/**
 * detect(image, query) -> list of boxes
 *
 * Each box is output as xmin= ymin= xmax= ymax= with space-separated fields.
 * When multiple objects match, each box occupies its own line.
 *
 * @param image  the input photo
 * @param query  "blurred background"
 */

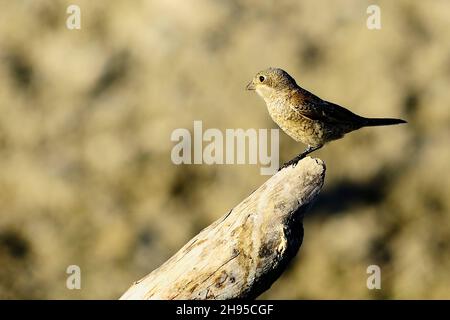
xmin=0 ymin=0 xmax=449 ymax=299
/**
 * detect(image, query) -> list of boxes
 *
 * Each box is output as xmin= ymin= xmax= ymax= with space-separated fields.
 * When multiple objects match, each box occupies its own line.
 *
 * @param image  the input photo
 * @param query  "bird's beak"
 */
xmin=246 ymin=81 xmax=255 ymax=90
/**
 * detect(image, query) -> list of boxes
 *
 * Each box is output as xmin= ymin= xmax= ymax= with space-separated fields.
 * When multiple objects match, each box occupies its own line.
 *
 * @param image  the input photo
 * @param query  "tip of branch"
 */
xmin=279 ymin=156 xmax=326 ymax=175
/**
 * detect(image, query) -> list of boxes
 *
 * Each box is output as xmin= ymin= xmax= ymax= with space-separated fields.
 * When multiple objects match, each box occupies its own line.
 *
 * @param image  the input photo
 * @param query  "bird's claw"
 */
xmin=278 ymin=154 xmax=306 ymax=171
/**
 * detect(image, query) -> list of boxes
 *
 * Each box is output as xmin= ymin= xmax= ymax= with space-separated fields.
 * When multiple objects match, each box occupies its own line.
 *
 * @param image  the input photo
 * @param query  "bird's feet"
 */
xmin=278 ymin=153 xmax=307 ymax=171
xmin=277 ymin=145 xmax=322 ymax=171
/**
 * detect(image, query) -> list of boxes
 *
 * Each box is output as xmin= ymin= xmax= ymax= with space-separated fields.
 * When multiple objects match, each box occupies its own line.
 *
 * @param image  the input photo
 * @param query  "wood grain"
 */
xmin=120 ymin=157 xmax=326 ymax=300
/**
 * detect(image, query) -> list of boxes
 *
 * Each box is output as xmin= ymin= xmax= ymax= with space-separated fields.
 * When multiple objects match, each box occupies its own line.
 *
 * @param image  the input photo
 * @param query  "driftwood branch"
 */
xmin=120 ymin=157 xmax=326 ymax=300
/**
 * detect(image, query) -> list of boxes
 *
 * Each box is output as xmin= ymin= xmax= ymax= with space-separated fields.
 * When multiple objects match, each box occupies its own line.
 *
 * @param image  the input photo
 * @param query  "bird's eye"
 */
xmin=259 ymin=76 xmax=265 ymax=82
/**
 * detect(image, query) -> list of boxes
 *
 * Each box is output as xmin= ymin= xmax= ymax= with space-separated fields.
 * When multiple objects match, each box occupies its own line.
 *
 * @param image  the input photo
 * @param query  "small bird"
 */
xmin=246 ymin=67 xmax=406 ymax=169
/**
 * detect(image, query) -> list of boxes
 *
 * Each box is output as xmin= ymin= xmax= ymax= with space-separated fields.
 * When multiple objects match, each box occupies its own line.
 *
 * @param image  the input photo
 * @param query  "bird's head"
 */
xmin=246 ymin=68 xmax=297 ymax=100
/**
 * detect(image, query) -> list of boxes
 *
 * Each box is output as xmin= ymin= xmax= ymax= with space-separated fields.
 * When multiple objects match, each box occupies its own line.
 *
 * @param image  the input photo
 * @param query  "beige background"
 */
xmin=0 ymin=0 xmax=449 ymax=299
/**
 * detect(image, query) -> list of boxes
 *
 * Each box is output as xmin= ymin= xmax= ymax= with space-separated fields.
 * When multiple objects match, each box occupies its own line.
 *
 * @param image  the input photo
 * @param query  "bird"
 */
xmin=246 ymin=67 xmax=407 ymax=169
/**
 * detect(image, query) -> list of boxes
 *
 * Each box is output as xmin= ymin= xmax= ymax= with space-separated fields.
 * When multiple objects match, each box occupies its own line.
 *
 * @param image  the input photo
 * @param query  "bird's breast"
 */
xmin=265 ymin=99 xmax=322 ymax=145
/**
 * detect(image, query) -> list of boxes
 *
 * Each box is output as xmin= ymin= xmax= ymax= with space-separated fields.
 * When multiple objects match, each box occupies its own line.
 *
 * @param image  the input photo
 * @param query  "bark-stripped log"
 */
xmin=120 ymin=157 xmax=326 ymax=300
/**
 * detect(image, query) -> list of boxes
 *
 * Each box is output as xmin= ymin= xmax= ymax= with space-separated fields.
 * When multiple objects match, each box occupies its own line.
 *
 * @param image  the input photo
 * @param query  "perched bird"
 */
xmin=246 ymin=67 xmax=406 ymax=168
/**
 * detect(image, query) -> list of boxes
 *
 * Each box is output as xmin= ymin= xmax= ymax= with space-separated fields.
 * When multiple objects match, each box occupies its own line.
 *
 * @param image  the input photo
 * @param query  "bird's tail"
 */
xmin=362 ymin=117 xmax=407 ymax=127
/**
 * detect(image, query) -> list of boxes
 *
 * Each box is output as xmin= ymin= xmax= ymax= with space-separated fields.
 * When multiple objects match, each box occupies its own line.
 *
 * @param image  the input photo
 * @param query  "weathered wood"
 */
xmin=120 ymin=157 xmax=326 ymax=300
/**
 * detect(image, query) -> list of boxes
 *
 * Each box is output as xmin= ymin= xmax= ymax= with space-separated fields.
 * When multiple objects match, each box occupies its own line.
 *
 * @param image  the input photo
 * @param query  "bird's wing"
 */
xmin=289 ymin=89 xmax=363 ymax=124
